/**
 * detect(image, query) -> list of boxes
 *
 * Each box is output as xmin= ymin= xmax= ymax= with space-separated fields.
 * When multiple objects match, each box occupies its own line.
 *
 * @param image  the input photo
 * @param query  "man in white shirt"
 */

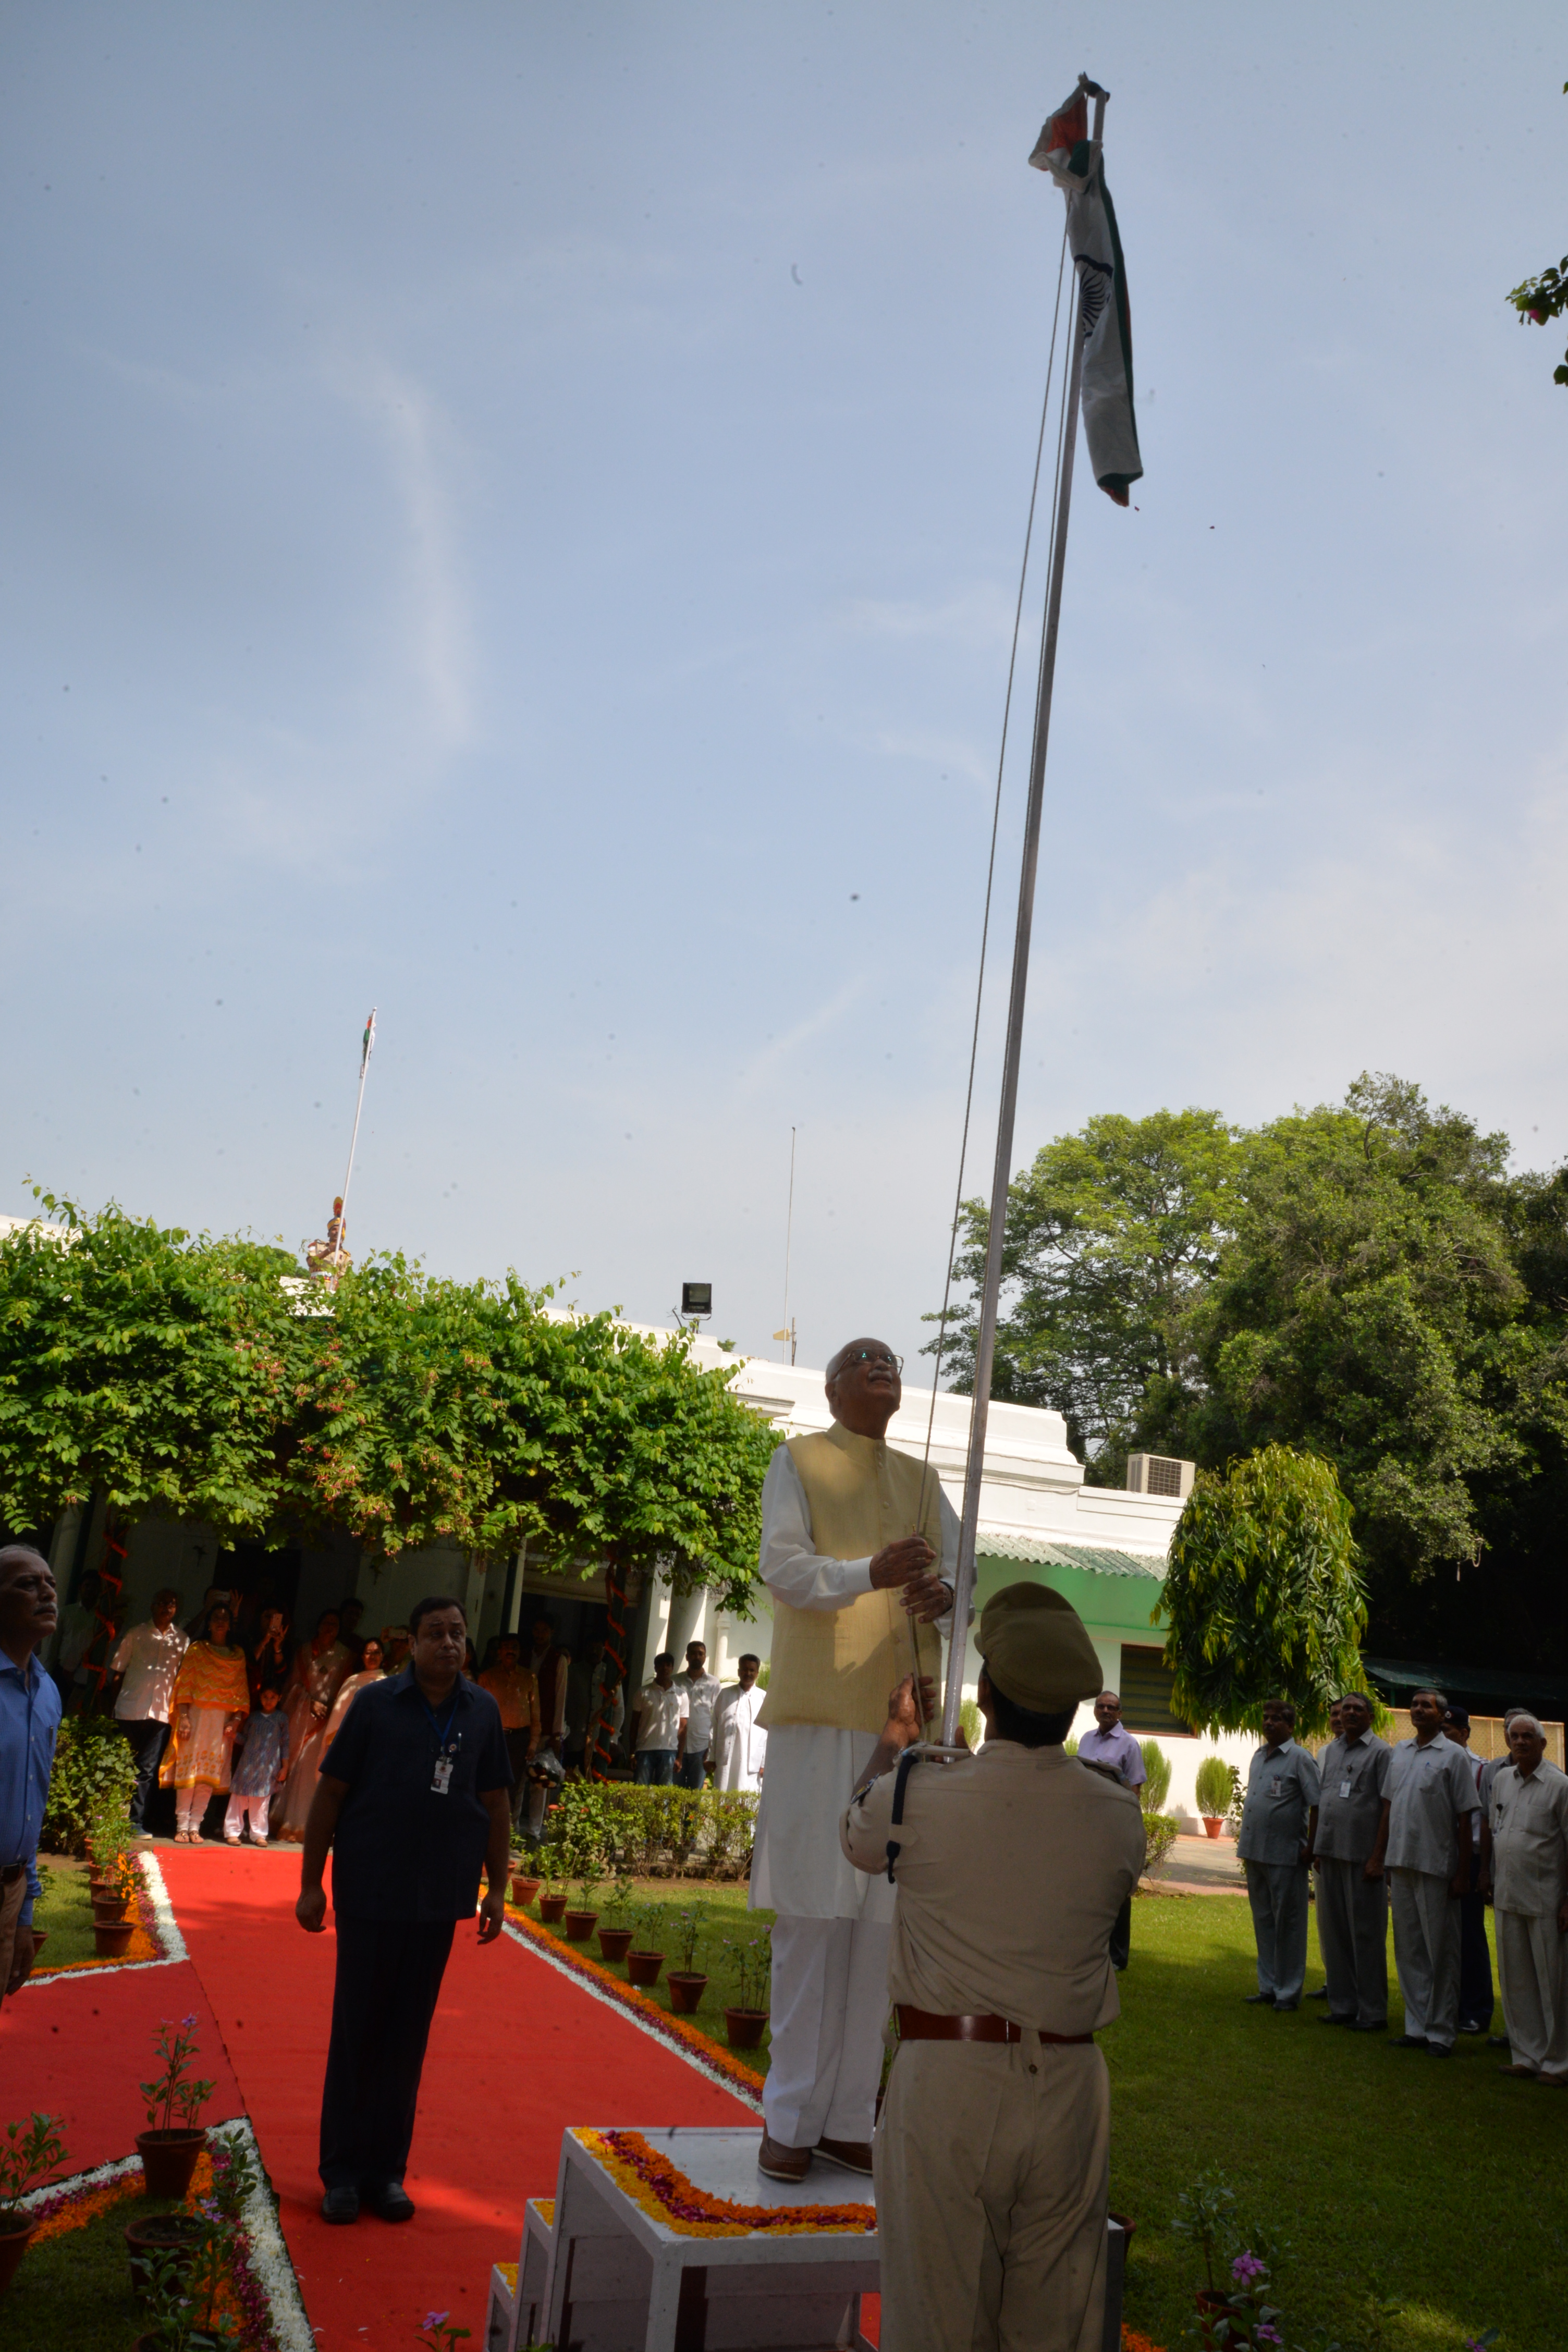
xmin=674 ymin=1639 xmax=722 ymax=1790
xmin=713 ymin=1655 xmax=767 ymax=1792
xmin=1367 ymin=1686 xmax=1478 ymax=2054
xmin=631 ymin=1652 xmax=689 ymax=1786
xmin=107 ymin=1589 xmax=188 ymax=1838
xmin=751 ymin=1337 xmax=959 ymax=2184
xmin=1486 ymin=1711 xmax=1568 ymax=2083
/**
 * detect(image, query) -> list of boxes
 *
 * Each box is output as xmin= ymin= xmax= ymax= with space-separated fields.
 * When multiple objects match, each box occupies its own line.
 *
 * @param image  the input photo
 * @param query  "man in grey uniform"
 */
xmin=1310 ymin=1690 xmax=1390 ymax=2031
xmin=1487 ymin=1711 xmax=1568 ymax=2083
xmin=1237 ymin=1698 xmax=1320 ymax=2012
xmin=841 ymin=1584 xmax=1144 ymax=2352
xmin=1367 ymin=1687 xmax=1477 ymax=2054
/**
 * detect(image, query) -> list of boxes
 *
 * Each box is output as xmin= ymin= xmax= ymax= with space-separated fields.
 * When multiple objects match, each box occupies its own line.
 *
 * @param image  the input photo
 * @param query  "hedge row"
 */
xmin=539 ymin=1783 xmax=760 ymax=1881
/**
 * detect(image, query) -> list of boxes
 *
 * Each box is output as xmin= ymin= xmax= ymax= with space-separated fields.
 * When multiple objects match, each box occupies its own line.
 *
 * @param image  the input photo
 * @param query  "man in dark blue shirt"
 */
xmin=297 ymin=1592 xmax=512 ymax=2224
xmin=1 ymin=1545 xmax=64 ymax=2006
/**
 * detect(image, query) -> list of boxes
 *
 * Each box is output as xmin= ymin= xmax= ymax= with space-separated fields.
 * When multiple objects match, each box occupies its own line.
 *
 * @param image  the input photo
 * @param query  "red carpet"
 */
xmin=4 ymin=1954 xmax=244 ymax=2174
xmin=156 ymin=1846 xmax=757 ymax=2349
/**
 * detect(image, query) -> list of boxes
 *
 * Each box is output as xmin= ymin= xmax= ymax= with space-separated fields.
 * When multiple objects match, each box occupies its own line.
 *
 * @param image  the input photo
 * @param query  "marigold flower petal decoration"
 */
xmin=578 ymin=2130 xmax=875 ymax=2238
xmin=505 ymin=1906 xmax=764 ymax=2101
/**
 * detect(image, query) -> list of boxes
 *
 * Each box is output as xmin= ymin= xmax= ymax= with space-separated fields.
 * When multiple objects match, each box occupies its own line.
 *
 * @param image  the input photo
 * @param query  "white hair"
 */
xmin=1509 ymin=1712 xmax=1546 ymax=1741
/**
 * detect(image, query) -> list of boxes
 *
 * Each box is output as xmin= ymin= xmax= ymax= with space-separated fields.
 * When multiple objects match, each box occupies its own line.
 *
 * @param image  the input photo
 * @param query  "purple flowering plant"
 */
xmin=416 ymin=2316 xmax=471 ymax=2352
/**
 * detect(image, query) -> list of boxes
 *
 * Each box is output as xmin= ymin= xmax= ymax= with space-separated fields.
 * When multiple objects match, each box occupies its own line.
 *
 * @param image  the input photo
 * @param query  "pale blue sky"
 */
xmin=4 ymin=4 xmax=1564 ymax=1378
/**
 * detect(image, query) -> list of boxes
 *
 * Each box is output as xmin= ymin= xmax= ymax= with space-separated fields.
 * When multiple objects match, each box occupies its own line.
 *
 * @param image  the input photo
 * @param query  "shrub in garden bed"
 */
xmin=545 ymin=1783 xmax=758 ymax=1880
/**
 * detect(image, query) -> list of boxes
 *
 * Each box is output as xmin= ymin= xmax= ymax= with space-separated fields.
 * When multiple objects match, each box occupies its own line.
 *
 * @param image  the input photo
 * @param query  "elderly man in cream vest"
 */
xmin=751 ymin=1337 xmax=959 ymax=2182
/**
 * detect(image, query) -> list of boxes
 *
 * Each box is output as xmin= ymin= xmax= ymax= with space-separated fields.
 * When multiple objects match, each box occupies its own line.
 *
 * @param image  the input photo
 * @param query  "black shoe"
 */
xmin=1308 ymin=1986 xmax=1330 ymax=2000
xmin=1349 ymin=2019 xmax=1387 ymax=2033
xmin=1244 ymin=1992 xmax=1276 ymax=2005
xmin=369 ymin=2180 xmax=416 ymax=2223
xmin=1389 ymin=2034 xmax=1428 ymax=2049
xmin=321 ymin=2185 xmax=360 ymax=2224
xmin=1319 ymin=2012 xmax=1354 ymax=2025
xmin=1427 ymin=2041 xmax=1455 ymax=2056
xmin=1488 ymin=2033 xmax=1512 ymax=2048
xmin=1272 ymin=2000 xmax=1300 ymax=2012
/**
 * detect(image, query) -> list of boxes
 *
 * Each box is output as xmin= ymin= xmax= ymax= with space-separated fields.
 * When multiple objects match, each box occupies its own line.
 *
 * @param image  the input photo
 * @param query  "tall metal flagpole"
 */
xmin=336 ymin=1007 xmax=377 ymax=1269
xmin=939 ymin=84 xmax=1107 ymax=1749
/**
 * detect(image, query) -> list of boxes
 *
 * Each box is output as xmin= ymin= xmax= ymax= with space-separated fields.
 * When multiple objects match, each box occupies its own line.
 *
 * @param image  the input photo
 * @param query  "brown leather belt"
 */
xmin=896 ymin=2004 xmax=1092 ymax=2046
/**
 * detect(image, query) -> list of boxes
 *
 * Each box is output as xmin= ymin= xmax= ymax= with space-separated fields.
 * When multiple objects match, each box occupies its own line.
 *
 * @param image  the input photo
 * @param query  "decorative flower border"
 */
xmin=29 ymin=1852 xmax=187 ymax=1981
xmin=577 ymin=2130 xmax=875 ymax=2239
xmin=1122 ymin=2333 xmax=1167 ymax=2352
xmin=504 ymin=1906 xmax=765 ymax=2109
xmin=15 ymin=2122 xmax=311 ymax=2352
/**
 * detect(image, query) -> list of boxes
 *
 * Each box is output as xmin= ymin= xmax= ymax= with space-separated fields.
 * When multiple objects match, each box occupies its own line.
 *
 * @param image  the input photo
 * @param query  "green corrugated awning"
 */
xmin=975 ymin=1534 xmax=1165 ymax=1580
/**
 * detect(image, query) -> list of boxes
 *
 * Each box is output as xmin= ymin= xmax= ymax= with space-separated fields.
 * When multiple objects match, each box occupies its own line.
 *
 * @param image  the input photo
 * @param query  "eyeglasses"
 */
xmin=839 ymin=1349 xmax=903 ymax=1374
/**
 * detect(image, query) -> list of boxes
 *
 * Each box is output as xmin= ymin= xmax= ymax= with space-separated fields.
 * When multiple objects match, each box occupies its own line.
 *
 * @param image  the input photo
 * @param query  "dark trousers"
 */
xmin=119 ymin=1719 xmax=169 ymax=1830
xmin=1459 ymin=1849 xmax=1494 ymax=2028
xmin=503 ymin=1730 xmax=531 ymax=1819
xmin=1110 ymin=1892 xmax=1132 ymax=1973
xmin=676 ymin=1745 xmax=708 ymax=1790
xmin=635 ymin=1750 xmax=677 ymax=1786
xmin=319 ymin=1915 xmax=456 ymax=2191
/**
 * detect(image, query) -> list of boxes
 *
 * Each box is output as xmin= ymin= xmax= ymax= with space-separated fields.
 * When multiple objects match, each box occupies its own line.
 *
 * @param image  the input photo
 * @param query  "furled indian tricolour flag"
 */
xmin=1028 ymin=90 xmax=1143 ymax=506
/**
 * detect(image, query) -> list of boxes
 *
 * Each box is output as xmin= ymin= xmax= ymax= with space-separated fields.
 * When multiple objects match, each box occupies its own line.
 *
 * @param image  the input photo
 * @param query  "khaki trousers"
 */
xmin=1389 ymin=1868 xmax=1461 ymax=2047
xmin=0 ymin=1873 xmax=27 ymax=2005
xmin=873 ymin=2037 xmax=1109 ymax=2352
xmin=1314 ymin=1857 xmax=1388 ymax=2024
xmin=1496 ymin=1907 xmax=1568 ymax=2074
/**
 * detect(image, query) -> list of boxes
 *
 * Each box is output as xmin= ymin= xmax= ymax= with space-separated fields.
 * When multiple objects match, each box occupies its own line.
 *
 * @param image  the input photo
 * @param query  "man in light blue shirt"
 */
xmin=1 ymin=1545 xmax=64 ymax=2004
xmin=1236 ymin=1697 xmax=1320 ymax=2011
xmin=1077 ymin=1691 xmax=1147 ymax=1972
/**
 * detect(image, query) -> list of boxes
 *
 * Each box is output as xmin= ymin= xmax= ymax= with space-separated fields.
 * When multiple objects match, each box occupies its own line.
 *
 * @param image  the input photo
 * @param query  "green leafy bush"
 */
xmin=1139 ymin=1740 xmax=1172 ymax=1816
xmin=41 ymin=1716 xmax=137 ymax=1854
xmin=1143 ymin=1812 xmax=1180 ymax=1878
xmin=1195 ymin=1754 xmax=1233 ymax=1818
xmin=543 ymin=1785 xmax=758 ymax=1880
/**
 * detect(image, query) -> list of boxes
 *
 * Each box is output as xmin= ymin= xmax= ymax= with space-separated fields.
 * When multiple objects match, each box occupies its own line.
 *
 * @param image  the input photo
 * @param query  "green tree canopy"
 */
xmin=1160 ymin=1444 xmax=1367 ymax=1736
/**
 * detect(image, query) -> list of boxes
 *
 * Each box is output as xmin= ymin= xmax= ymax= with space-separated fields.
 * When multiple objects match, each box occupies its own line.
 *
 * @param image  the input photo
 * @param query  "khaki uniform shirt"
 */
xmin=1236 ymin=1738 xmax=1320 ymax=1865
xmin=1383 ymin=1734 xmax=1476 ymax=1875
xmin=1312 ymin=1732 xmax=1391 ymax=1863
xmin=1489 ymin=1760 xmax=1568 ymax=1916
xmin=841 ymin=1742 xmax=1145 ymax=2035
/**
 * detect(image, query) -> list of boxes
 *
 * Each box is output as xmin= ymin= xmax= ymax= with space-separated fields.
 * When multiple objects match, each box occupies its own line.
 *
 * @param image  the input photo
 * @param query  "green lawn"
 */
xmin=1104 ymin=1894 xmax=1548 ymax=2352
xmin=0 ymin=2183 xmax=196 ymax=2352
xmin=535 ymin=1883 xmax=1550 ymax=2352
xmin=29 ymin=1860 xmax=99 ymax=1969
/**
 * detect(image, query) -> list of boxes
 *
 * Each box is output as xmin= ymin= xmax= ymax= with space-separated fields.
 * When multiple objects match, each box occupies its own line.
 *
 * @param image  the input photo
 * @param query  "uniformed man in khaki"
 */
xmin=841 ymin=1583 xmax=1144 ymax=2352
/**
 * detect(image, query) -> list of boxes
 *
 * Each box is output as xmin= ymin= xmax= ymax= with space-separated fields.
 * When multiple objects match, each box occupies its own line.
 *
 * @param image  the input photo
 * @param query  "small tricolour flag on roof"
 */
xmin=359 ymin=1007 xmax=377 ymax=1077
xmin=1029 ymin=90 xmax=1143 ymax=506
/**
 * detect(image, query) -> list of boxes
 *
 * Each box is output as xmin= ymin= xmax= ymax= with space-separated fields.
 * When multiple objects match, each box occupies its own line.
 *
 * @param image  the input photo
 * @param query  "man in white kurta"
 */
xmin=714 ymin=1657 xmax=767 ymax=1792
xmin=751 ymin=1338 xmax=959 ymax=2182
xmin=1487 ymin=1712 xmax=1568 ymax=2082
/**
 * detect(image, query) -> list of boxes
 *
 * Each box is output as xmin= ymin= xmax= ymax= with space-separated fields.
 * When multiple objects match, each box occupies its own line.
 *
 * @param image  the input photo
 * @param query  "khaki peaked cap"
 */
xmin=979 ymin=1582 xmax=1103 ymax=1712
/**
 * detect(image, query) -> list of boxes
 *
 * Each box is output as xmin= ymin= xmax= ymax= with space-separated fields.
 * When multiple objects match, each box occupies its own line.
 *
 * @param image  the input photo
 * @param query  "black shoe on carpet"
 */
xmin=1388 ymin=2034 xmax=1428 ymax=2049
xmin=321 ymin=2186 xmax=360 ymax=2224
xmin=370 ymin=2182 xmax=416 ymax=2222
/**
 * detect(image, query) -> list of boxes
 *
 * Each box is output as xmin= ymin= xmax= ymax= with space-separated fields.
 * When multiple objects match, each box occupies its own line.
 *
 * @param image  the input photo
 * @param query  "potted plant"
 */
xmin=720 ymin=1928 xmax=770 ymax=2050
xmin=537 ymin=1878 xmax=569 ymax=1925
xmin=509 ymin=1852 xmax=542 ymax=1910
xmin=137 ymin=2017 xmax=216 ymax=2199
xmin=625 ymin=1902 xmax=665 ymax=1988
xmin=666 ymin=1902 xmax=709 ymax=2015
xmin=564 ymin=1874 xmax=601 ymax=1943
xmin=0 ymin=2112 xmax=68 ymax=2294
xmin=596 ymin=1876 xmax=636 ymax=1965
xmin=125 ymin=2211 xmax=209 ymax=2299
xmin=1195 ymin=1755 xmax=1232 ymax=1840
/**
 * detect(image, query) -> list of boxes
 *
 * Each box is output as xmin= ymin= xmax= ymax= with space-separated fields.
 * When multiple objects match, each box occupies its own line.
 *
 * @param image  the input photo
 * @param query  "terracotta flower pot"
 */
xmin=136 ymin=2128 xmax=207 ymax=2200
xmin=564 ymin=1910 xmax=599 ymax=1943
xmin=28 ymin=1931 xmax=47 ymax=1958
xmin=510 ymin=1875 xmax=542 ymax=1909
xmin=92 ymin=1895 xmax=131 ymax=1924
xmin=667 ymin=1971 xmax=708 ymax=2015
xmin=1202 ymin=1816 xmax=1224 ymax=1840
xmin=537 ymin=1894 xmax=568 ymax=1923
xmin=93 ymin=1920 xmax=136 ymax=1958
xmin=626 ymin=1950 xmax=664 ymax=1988
xmin=1108 ymin=2211 xmax=1136 ymax=2249
xmin=0 ymin=2221 xmax=35 ymax=2296
xmin=724 ymin=2006 xmax=768 ymax=2050
xmin=1195 ymin=2286 xmax=1231 ymax=2347
xmin=126 ymin=2210 xmax=207 ymax=2297
xmin=596 ymin=1927 xmax=634 ymax=1963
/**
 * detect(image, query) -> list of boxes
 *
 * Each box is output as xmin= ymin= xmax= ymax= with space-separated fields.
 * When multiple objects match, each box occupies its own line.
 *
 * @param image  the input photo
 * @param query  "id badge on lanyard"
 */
xmin=433 ymin=1751 xmax=456 ymax=1794
xmin=422 ymin=1692 xmax=461 ymax=1794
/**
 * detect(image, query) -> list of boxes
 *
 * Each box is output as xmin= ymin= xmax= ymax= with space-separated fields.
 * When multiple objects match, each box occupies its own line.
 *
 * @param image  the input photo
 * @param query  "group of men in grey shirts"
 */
xmin=1236 ymin=1685 xmax=1568 ymax=2078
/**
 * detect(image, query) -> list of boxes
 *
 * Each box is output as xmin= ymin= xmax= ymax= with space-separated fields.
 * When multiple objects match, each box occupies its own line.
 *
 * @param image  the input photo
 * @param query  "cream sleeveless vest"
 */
xmin=758 ymin=1420 xmax=945 ymax=1736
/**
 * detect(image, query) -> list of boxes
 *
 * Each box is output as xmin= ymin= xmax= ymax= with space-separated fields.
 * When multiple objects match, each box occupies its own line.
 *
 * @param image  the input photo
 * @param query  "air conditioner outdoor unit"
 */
xmin=1125 ymin=1453 xmax=1195 ymax=1501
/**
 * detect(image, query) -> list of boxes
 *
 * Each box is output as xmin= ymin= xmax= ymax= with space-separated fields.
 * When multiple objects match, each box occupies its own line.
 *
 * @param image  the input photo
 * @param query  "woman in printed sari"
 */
xmin=161 ymin=1602 xmax=251 ymax=1842
xmin=318 ymin=1637 xmax=386 ymax=1769
xmin=276 ymin=1608 xmax=355 ymax=1841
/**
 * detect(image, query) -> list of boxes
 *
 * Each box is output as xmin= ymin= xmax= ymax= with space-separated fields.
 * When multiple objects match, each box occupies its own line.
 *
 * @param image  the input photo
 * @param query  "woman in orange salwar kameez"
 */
xmin=161 ymin=1603 xmax=251 ymax=1842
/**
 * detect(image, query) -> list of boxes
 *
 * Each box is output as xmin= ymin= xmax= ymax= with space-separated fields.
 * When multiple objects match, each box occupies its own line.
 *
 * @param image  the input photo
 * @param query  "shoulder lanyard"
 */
xmin=418 ymin=1689 xmax=461 ymax=1753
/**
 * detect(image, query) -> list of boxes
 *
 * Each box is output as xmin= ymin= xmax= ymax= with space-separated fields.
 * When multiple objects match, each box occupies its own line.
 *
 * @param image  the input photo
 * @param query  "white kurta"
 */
xmin=749 ymin=1446 xmax=959 ymax=1922
xmin=714 ymin=1682 xmax=767 ymax=1791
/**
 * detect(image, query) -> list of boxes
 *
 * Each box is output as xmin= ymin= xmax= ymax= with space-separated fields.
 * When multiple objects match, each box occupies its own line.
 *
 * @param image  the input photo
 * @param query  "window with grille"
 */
xmin=1118 ymin=1643 xmax=1186 ymax=1735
